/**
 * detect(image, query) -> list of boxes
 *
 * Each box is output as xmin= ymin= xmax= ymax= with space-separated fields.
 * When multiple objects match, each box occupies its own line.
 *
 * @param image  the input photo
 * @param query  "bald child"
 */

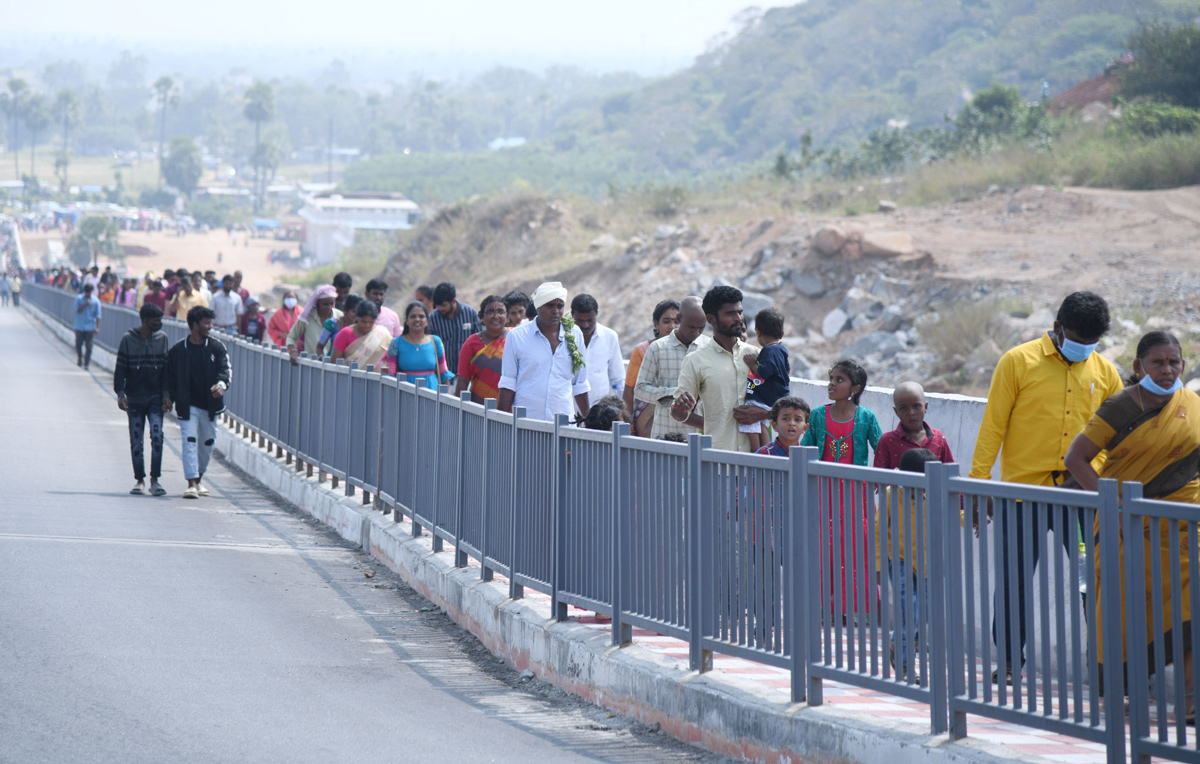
xmin=873 ymin=381 xmax=955 ymax=469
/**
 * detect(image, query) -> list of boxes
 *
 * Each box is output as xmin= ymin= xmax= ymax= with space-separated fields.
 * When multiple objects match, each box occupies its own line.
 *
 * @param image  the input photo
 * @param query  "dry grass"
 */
xmin=918 ymin=299 xmax=1019 ymax=368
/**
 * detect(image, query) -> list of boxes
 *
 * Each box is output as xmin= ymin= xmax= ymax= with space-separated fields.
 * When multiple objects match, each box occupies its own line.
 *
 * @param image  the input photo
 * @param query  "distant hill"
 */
xmin=558 ymin=0 xmax=1198 ymax=172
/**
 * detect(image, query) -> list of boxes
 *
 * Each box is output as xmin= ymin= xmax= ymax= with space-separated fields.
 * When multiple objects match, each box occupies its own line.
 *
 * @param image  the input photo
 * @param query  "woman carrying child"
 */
xmin=800 ymin=359 xmax=883 ymax=619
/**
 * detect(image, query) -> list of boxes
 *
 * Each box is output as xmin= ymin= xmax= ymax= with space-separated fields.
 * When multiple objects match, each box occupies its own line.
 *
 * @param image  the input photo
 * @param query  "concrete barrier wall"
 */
xmin=791 ymin=378 xmax=992 ymax=475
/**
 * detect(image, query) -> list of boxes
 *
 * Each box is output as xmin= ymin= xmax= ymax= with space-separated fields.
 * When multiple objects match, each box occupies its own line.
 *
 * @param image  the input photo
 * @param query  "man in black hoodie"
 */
xmin=166 ymin=306 xmax=232 ymax=500
xmin=115 ymin=303 xmax=171 ymax=496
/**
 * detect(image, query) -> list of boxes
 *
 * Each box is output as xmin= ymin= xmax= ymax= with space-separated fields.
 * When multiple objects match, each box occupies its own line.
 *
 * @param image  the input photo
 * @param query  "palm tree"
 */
xmin=152 ymin=76 xmax=180 ymax=189
xmin=242 ymin=81 xmax=275 ymax=212
xmin=2 ymin=78 xmax=30 ymax=177
xmin=51 ymin=89 xmax=81 ymax=189
xmin=23 ymin=95 xmax=50 ymax=179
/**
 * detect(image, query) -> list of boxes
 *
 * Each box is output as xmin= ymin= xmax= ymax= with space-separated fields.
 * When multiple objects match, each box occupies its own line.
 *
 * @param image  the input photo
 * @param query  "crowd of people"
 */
xmin=22 ymin=265 xmax=1200 ymax=710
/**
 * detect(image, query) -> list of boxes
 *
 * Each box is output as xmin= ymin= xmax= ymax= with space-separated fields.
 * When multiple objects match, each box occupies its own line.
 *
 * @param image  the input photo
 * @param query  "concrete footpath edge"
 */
xmin=23 ymin=303 xmax=1020 ymax=764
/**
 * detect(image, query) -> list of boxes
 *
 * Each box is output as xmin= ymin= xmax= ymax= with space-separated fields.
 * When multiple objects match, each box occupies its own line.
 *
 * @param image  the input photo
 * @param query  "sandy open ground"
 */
xmin=18 ymin=228 xmax=308 ymax=306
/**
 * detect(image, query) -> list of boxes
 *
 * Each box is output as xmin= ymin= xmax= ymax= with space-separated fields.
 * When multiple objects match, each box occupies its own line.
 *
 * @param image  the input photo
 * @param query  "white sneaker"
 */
xmin=195 ymin=484 xmax=209 ymax=497
xmin=182 ymin=487 xmax=199 ymax=499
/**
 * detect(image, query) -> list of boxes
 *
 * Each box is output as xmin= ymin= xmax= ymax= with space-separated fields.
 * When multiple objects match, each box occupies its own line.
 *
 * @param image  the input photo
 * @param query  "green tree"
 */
xmin=249 ymin=139 xmax=282 ymax=197
xmin=162 ymin=135 xmax=203 ymax=196
xmin=68 ymin=216 xmax=121 ymax=268
xmin=152 ymin=76 xmax=181 ymax=189
xmin=1121 ymin=21 xmax=1200 ymax=108
xmin=1 ymin=78 xmax=30 ymax=177
xmin=23 ymin=95 xmax=51 ymax=180
xmin=243 ymin=81 xmax=275 ymax=212
xmin=51 ymin=89 xmax=81 ymax=189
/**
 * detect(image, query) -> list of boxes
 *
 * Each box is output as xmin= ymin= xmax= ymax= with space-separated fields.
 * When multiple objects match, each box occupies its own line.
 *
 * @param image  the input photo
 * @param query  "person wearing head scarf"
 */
xmin=497 ymin=281 xmax=590 ymax=421
xmin=286 ymin=285 xmax=342 ymax=364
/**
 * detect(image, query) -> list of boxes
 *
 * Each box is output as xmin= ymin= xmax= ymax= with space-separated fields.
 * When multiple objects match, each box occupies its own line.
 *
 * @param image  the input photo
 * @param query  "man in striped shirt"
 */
xmin=428 ymin=282 xmax=482 ymax=376
xmin=634 ymin=296 xmax=710 ymax=439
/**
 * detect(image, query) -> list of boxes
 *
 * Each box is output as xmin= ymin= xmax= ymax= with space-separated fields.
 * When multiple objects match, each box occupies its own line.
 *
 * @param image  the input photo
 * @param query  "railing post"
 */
xmin=939 ymin=463 xmax=968 ymax=739
xmin=1099 ymin=478 xmax=1128 ymax=764
xmin=429 ymin=384 xmax=448 ymax=553
xmin=454 ymin=392 xmax=470 ymax=567
xmin=611 ymin=422 xmax=631 ymax=646
xmin=788 ymin=446 xmax=813 ymax=702
xmin=508 ymin=407 xmax=526 ymax=600
xmin=799 ymin=445 xmax=823 ymax=705
xmin=687 ymin=433 xmax=711 ymax=672
xmin=411 ymin=378 xmax=426 ymax=538
xmin=551 ymin=413 xmax=571 ymax=621
xmin=479 ymin=399 xmax=497 ymax=582
xmin=344 ymin=361 xmax=357 ymax=497
xmin=927 ymin=461 xmax=956 ymax=736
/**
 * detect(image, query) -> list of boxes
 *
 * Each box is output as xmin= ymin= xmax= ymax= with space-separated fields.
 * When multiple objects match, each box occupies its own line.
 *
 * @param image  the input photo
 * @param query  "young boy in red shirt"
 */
xmin=873 ymin=381 xmax=954 ymax=469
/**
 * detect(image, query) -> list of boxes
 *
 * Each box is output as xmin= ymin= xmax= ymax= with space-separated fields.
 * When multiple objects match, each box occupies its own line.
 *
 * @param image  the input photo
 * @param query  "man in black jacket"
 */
xmin=166 ymin=306 xmax=232 ymax=500
xmin=115 ymin=303 xmax=171 ymax=496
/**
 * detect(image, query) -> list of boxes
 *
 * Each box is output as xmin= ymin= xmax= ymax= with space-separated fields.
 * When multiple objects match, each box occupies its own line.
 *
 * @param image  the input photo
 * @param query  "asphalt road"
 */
xmin=0 ymin=306 xmax=733 ymax=764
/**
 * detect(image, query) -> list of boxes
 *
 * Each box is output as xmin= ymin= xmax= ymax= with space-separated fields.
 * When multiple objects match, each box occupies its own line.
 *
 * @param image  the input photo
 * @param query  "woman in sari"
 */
xmin=317 ymin=294 xmax=363 ymax=356
xmin=454 ymin=295 xmax=507 ymax=402
xmin=386 ymin=301 xmax=454 ymax=389
xmin=330 ymin=299 xmax=392 ymax=369
xmin=623 ymin=299 xmax=680 ymax=437
xmin=287 ymin=285 xmax=341 ymax=364
xmin=1066 ymin=331 xmax=1200 ymax=712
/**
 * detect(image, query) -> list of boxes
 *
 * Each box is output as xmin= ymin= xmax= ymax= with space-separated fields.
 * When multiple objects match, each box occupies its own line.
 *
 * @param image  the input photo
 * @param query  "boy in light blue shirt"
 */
xmin=73 ymin=283 xmax=102 ymax=369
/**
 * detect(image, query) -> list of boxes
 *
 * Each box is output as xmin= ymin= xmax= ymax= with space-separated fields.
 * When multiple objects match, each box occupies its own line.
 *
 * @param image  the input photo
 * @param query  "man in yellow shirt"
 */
xmin=970 ymin=291 xmax=1123 ymax=683
xmin=169 ymin=272 xmax=210 ymax=319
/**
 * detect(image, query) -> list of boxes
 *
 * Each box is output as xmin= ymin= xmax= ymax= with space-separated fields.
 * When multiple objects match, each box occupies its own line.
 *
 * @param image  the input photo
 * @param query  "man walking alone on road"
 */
xmin=74 ymin=282 xmax=101 ymax=369
xmin=115 ymin=303 xmax=171 ymax=497
xmin=166 ymin=306 xmax=232 ymax=500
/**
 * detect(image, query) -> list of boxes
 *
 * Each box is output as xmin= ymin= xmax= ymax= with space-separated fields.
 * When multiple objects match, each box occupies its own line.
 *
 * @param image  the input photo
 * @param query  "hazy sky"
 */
xmin=6 ymin=0 xmax=785 ymax=76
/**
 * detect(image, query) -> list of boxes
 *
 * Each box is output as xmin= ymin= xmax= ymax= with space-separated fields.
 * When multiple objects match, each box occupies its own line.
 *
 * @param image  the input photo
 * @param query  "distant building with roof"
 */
xmin=1050 ymin=61 xmax=1128 ymax=117
xmin=297 ymin=191 xmax=419 ymax=264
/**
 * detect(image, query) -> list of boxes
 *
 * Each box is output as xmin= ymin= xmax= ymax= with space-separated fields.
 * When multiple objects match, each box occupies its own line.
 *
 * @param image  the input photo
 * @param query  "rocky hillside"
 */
xmin=377 ymin=182 xmax=1200 ymax=396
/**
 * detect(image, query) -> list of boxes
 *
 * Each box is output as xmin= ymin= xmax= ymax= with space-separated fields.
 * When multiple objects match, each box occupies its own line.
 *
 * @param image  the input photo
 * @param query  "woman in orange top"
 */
xmin=267 ymin=291 xmax=301 ymax=347
xmin=622 ymin=300 xmax=680 ymax=437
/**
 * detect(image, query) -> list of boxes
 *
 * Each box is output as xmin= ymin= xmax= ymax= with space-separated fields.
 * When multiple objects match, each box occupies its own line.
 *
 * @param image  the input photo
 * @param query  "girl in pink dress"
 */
xmin=799 ymin=360 xmax=883 ymax=619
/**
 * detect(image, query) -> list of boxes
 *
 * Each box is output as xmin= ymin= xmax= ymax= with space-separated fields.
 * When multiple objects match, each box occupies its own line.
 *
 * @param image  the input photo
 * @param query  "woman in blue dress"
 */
xmin=385 ymin=301 xmax=454 ymax=389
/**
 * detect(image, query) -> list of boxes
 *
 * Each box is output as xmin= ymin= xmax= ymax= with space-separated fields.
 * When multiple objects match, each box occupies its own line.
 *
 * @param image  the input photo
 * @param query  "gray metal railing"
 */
xmin=36 ymin=280 xmax=1200 ymax=764
xmin=1124 ymin=485 xmax=1200 ymax=764
xmin=942 ymin=469 xmax=1125 ymax=753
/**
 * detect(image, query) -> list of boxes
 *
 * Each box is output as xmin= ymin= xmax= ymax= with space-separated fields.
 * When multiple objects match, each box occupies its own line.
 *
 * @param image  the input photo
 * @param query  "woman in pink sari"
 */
xmin=330 ymin=300 xmax=392 ymax=369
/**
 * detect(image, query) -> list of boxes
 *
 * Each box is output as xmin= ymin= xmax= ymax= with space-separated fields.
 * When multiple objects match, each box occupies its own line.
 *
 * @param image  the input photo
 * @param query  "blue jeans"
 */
xmin=127 ymin=402 xmax=164 ymax=481
xmin=888 ymin=561 xmax=923 ymax=675
xmin=179 ymin=407 xmax=216 ymax=480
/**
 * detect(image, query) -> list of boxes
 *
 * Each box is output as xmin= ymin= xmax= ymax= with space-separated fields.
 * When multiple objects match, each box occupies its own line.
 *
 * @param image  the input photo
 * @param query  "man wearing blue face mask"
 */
xmin=970 ymin=291 xmax=1124 ymax=684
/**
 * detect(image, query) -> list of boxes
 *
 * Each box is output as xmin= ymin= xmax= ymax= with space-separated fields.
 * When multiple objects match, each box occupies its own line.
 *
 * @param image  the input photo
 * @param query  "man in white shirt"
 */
xmin=498 ymin=282 xmax=590 ymax=422
xmin=570 ymin=293 xmax=624 ymax=412
xmin=82 ymin=266 xmax=102 ymax=292
xmin=210 ymin=274 xmax=244 ymax=332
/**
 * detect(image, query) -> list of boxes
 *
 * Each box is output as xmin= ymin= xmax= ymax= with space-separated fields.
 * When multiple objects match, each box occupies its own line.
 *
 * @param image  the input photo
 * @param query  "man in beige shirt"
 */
xmin=169 ymin=272 xmax=209 ymax=319
xmin=635 ymin=296 xmax=710 ymax=439
xmin=671 ymin=286 xmax=760 ymax=452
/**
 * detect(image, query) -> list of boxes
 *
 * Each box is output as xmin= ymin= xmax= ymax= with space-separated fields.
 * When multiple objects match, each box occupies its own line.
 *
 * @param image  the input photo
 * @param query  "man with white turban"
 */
xmin=498 ymin=282 xmax=590 ymax=422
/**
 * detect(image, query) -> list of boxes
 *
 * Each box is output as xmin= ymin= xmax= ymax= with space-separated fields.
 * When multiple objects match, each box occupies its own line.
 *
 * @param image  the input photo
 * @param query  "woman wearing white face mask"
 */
xmin=1067 ymin=331 xmax=1200 ymax=716
xmin=268 ymin=290 xmax=302 ymax=348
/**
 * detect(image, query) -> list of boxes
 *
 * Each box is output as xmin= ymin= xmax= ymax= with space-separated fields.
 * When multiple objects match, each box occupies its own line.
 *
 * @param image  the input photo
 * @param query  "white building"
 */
xmin=297 ymin=193 xmax=419 ymax=264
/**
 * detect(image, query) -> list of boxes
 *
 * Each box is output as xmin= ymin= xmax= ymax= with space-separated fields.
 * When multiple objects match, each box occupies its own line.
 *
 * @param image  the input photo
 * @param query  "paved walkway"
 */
xmin=0 ymin=305 xmax=735 ymax=764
